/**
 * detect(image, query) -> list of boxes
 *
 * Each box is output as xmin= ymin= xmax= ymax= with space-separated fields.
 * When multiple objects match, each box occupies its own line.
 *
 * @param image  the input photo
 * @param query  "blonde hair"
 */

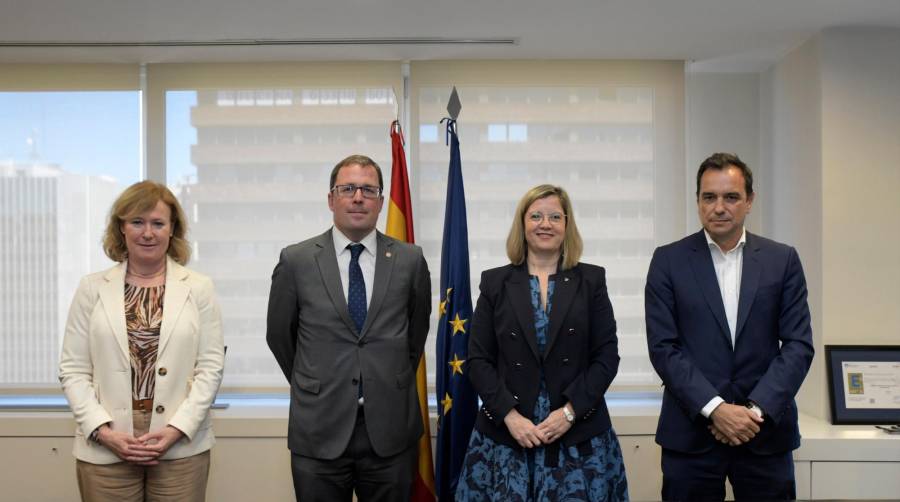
xmin=506 ymin=184 xmax=582 ymax=271
xmin=102 ymin=181 xmax=191 ymax=265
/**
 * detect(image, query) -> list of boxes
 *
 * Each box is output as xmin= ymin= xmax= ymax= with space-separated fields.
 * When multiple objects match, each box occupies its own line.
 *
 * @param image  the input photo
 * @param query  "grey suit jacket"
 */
xmin=266 ymin=229 xmax=431 ymax=459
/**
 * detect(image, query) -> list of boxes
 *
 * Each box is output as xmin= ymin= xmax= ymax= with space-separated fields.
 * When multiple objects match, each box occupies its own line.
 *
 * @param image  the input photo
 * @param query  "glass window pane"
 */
xmin=166 ymin=87 xmax=397 ymax=388
xmin=0 ymin=91 xmax=141 ymax=385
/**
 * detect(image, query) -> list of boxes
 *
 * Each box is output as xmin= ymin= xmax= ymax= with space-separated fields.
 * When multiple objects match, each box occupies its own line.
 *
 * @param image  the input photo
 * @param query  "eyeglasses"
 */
xmin=527 ymin=211 xmax=566 ymax=224
xmin=331 ymin=184 xmax=382 ymax=199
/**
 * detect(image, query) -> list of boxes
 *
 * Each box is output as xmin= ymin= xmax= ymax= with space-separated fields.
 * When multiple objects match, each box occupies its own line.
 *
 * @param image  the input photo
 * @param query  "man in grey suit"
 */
xmin=266 ymin=154 xmax=431 ymax=502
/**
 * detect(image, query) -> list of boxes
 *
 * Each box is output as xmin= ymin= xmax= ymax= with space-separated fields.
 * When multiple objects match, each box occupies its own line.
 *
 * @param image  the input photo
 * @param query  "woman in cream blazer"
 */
xmin=59 ymin=181 xmax=224 ymax=502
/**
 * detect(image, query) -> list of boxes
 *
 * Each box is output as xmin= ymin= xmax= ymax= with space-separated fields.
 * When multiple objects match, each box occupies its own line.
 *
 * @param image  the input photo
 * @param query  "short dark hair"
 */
xmin=330 ymin=154 xmax=384 ymax=191
xmin=696 ymin=152 xmax=754 ymax=198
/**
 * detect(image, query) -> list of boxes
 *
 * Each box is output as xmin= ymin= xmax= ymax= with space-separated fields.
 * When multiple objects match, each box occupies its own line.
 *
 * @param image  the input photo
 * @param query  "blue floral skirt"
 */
xmin=455 ymin=427 xmax=629 ymax=501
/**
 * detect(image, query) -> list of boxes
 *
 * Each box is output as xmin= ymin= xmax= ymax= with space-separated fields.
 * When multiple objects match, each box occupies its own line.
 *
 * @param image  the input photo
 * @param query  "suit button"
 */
xmin=157 ymin=367 xmax=167 ymax=376
xmin=562 ymin=357 xmax=570 ymax=365
xmin=358 ymin=339 xmax=366 ymax=347
xmin=352 ymin=378 xmax=359 ymax=385
xmin=568 ymin=328 xmax=575 ymax=336
xmin=514 ymin=362 xmax=523 ymax=370
xmin=155 ymin=405 xmax=165 ymax=414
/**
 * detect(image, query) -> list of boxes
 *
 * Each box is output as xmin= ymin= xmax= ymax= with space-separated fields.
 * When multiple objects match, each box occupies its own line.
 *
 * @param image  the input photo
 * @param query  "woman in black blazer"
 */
xmin=456 ymin=184 xmax=628 ymax=501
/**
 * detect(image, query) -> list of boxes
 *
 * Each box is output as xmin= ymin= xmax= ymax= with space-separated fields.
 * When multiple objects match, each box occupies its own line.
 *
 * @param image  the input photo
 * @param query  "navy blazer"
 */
xmin=645 ymin=230 xmax=814 ymax=455
xmin=467 ymin=263 xmax=620 ymax=451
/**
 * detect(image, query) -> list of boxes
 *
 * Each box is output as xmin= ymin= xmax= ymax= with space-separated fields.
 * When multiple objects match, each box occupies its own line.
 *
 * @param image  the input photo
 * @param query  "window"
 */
xmin=411 ymin=61 xmax=685 ymax=387
xmin=0 ymin=65 xmax=141 ymax=386
xmin=0 ymin=61 xmax=684 ymax=393
xmin=156 ymin=62 xmax=403 ymax=388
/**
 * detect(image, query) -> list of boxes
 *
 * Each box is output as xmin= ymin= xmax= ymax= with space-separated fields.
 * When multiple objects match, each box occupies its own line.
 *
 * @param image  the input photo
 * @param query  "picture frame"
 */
xmin=826 ymin=345 xmax=900 ymax=425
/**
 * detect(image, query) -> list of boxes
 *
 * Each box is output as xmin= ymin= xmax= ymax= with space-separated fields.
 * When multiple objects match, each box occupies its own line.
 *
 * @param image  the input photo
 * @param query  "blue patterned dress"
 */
xmin=456 ymin=276 xmax=628 ymax=501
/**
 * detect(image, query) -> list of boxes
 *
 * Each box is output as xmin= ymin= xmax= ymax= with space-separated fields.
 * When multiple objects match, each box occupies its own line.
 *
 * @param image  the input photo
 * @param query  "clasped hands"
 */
xmin=504 ymin=405 xmax=573 ymax=448
xmin=708 ymin=403 xmax=764 ymax=446
xmin=96 ymin=424 xmax=185 ymax=465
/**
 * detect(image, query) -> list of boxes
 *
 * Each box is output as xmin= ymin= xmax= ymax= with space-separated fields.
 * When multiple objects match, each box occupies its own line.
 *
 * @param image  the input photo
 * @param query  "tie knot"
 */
xmin=347 ymin=243 xmax=365 ymax=261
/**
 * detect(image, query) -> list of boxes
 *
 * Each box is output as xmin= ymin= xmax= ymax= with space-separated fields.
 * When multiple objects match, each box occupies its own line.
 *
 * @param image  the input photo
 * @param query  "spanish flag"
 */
xmin=386 ymin=120 xmax=436 ymax=502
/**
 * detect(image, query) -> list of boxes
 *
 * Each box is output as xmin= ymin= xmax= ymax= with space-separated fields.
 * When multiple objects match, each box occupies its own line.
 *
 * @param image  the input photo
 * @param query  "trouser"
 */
xmin=661 ymin=444 xmax=795 ymax=501
xmin=290 ymin=406 xmax=416 ymax=502
xmin=76 ymin=410 xmax=211 ymax=502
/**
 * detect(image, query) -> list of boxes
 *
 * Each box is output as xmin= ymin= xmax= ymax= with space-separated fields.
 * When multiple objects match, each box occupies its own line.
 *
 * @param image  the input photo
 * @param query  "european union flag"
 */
xmin=435 ymin=118 xmax=478 ymax=500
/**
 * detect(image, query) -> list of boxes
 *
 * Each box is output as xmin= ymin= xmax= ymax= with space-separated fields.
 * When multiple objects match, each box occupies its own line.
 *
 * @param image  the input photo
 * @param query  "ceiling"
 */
xmin=2 ymin=0 xmax=900 ymax=71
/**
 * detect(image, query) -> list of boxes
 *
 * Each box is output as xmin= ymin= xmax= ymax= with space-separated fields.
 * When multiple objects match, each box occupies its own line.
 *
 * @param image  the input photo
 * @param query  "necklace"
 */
xmin=127 ymin=266 xmax=166 ymax=279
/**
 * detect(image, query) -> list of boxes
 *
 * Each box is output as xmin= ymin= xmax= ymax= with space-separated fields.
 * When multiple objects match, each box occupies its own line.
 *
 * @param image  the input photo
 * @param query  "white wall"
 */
xmin=760 ymin=27 xmax=900 ymax=421
xmin=685 ymin=71 xmax=762 ymax=232
xmin=819 ymin=27 xmax=900 ymax=346
xmin=762 ymin=35 xmax=826 ymax=419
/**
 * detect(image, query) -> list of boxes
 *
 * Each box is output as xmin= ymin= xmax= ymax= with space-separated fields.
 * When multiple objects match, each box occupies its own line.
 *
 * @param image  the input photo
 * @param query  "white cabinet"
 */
xmin=618 ymin=435 xmax=663 ymax=501
xmin=810 ymin=461 xmax=900 ymax=500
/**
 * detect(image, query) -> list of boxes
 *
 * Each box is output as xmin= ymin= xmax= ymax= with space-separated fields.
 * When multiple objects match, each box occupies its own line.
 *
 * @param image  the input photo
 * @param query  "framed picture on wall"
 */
xmin=826 ymin=345 xmax=900 ymax=425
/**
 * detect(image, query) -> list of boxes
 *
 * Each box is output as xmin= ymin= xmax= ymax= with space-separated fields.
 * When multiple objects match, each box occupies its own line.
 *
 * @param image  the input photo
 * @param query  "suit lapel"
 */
xmin=98 ymin=263 xmax=129 ymax=362
xmin=505 ymin=267 xmax=540 ymax=360
xmin=158 ymin=258 xmax=190 ymax=357
xmin=361 ymin=233 xmax=394 ymax=339
xmin=545 ymin=267 xmax=579 ymax=357
xmin=687 ymin=231 xmax=732 ymax=348
xmin=735 ymin=233 xmax=761 ymax=341
xmin=314 ymin=230 xmax=358 ymax=337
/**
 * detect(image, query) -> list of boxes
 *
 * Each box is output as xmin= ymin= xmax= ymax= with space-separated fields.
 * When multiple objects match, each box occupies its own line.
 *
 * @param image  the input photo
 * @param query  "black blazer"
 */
xmin=467 ymin=262 xmax=620 ymax=451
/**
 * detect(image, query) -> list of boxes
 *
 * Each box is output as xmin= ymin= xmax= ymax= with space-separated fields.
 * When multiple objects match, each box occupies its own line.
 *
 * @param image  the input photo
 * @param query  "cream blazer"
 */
xmin=59 ymin=257 xmax=225 ymax=464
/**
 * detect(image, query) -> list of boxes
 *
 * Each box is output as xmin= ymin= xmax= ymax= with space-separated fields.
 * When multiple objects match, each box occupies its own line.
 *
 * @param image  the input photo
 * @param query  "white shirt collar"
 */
xmin=332 ymin=227 xmax=377 ymax=256
xmin=704 ymin=227 xmax=746 ymax=255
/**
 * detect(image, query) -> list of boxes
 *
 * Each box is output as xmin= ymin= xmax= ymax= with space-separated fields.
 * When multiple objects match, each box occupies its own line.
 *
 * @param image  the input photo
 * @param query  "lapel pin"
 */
xmin=564 ymin=277 xmax=569 ymax=282
xmin=385 ymin=251 xmax=392 ymax=258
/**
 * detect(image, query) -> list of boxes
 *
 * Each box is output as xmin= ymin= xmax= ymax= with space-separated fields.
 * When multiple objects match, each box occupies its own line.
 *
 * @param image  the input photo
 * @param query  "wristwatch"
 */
xmin=745 ymin=401 xmax=764 ymax=419
xmin=89 ymin=422 xmax=109 ymax=444
xmin=562 ymin=404 xmax=575 ymax=423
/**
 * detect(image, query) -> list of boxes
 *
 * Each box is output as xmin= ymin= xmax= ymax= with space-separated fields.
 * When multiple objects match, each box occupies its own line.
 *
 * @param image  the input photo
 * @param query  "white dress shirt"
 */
xmin=332 ymin=227 xmax=377 ymax=310
xmin=700 ymin=228 xmax=763 ymax=418
xmin=707 ymin=228 xmax=745 ymax=345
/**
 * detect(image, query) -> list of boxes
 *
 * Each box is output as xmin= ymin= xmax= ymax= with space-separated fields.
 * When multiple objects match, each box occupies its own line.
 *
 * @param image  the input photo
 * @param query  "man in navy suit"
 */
xmin=645 ymin=152 xmax=814 ymax=501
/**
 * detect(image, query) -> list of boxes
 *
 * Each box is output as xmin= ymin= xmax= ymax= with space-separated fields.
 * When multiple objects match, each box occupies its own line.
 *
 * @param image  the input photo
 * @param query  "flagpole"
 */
xmin=435 ymin=88 xmax=478 ymax=500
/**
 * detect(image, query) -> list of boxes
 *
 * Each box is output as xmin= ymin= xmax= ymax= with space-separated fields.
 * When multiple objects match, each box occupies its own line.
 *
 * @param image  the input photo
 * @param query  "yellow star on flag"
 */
xmin=438 ymin=287 xmax=453 ymax=318
xmin=448 ymin=353 xmax=465 ymax=376
xmin=441 ymin=392 xmax=453 ymax=415
xmin=449 ymin=313 xmax=467 ymax=335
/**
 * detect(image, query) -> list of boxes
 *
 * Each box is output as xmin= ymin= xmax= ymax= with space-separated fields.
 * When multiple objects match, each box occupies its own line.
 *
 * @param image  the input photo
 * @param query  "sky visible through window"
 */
xmin=0 ymin=92 xmax=140 ymax=180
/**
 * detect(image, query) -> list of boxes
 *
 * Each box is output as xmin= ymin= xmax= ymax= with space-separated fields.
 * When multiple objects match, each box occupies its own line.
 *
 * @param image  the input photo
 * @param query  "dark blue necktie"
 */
xmin=347 ymin=243 xmax=367 ymax=334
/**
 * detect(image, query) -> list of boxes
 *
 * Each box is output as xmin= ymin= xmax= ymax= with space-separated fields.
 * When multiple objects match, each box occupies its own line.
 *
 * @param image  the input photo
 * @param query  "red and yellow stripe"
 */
xmin=386 ymin=120 xmax=436 ymax=502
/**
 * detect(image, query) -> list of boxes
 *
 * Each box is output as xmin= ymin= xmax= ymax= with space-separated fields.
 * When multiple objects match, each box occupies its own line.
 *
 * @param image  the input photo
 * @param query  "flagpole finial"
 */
xmin=447 ymin=86 xmax=462 ymax=120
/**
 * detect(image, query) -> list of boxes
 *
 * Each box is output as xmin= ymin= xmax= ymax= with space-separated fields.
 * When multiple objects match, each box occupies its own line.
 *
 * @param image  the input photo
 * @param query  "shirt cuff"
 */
xmin=701 ymin=396 xmax=725 ymax=418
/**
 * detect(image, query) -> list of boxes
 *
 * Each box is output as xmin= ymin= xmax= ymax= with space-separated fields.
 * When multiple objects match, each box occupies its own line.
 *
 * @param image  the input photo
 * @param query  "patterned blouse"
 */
xmin=125 ymin=283 xmax=164 ymax=401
